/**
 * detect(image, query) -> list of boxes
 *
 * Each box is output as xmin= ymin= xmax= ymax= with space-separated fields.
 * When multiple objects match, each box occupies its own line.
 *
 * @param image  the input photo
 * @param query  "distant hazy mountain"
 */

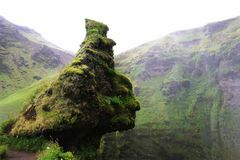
xmin=101 ymin=17 xmax=240 ymax=160
xmin=0 ymin=16 xmax=73 ymax=98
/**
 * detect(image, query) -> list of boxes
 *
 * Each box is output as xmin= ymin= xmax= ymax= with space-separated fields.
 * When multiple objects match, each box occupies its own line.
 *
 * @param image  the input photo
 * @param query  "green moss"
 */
xmin=111 ymin=114 xmax=132 ymax=126
xmin=63 ymin=65 xmax=88 ymax=76
xmin=85 ymin=19 xmax=109 ymax=36
xmin=113 ymin=72 xmax=133 ymax=90
xmin=81 ymin=34 xmax=116 ymax=53
xmin=71 ymin=56 xmax=85 ymax=66
xmin=105 ymin=96 xmax=122 ymax=106
xmin=4 ymin=19 xmax=139 ymax=160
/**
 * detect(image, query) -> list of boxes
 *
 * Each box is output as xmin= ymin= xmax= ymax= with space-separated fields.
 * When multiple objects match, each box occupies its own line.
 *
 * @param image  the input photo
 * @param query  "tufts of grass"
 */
xmin=0 ymin=135 xmax=49 ymax=152
xmin=37 ymin=143 xmax=75 ymax=160
xmin=0 ymin=145 xmax=8 ymax=159
xmin=0 ymin=75 xmax=56 ymax=123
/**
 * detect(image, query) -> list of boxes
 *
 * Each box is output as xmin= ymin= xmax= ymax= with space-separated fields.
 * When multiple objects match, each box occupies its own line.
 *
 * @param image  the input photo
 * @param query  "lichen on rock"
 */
xmin=6 ymin=19 xmax=140 ymax=158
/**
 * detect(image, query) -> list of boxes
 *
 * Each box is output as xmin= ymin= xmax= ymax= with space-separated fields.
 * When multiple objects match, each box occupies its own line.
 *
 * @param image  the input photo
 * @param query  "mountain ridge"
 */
xmin=0 ymin=16 xmax=73 ymax=98
xmin=100 ymin=16 xmax=240 ymax=160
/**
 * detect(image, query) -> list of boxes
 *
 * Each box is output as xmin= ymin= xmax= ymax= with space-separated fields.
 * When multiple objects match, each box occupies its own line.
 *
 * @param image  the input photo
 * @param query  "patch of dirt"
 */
xmin=6 ymin=150 xmax=36 ymax=160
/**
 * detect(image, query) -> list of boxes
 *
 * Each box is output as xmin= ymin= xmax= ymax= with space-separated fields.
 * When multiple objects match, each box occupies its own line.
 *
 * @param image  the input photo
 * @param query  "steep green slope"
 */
xmin=101 ymin=17 xmax=240 ymax=160
xmin=0 ymin=16 xmax=73 ymax=98
xmin=0 ymin=75 xmax=57 ymax=122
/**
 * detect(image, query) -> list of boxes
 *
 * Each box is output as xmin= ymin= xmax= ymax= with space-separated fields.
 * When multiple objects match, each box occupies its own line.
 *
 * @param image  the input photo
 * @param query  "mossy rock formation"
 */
xmin=7 ymin=19 xmax=140 ymax=157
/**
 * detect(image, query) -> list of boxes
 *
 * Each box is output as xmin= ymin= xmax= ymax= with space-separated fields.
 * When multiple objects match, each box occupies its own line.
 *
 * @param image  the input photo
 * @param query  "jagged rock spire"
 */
xmin=8 ymin=19 xmax=140 ymax=158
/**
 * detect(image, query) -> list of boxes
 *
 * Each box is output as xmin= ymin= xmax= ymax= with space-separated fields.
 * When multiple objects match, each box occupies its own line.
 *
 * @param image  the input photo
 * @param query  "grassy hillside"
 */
xmin=0 ymin=75 xmax=57 ymax=122
xmin=1 ymin=15 xmax=240 ymax=160
xmin=100 ymin=17 xmax=240 ymax=160
xmin=0 ymin=16 xmax=73 ymax=98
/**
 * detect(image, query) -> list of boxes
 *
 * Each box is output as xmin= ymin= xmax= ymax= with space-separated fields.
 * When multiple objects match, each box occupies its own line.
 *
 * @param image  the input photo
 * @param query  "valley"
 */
xmin=1 ymin=16 xmax=240 ymax=160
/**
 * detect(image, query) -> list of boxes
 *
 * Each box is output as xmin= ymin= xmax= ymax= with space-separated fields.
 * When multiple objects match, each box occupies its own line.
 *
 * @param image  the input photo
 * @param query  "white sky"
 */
xmin=0 ymin=0 xmax=240 ymax=54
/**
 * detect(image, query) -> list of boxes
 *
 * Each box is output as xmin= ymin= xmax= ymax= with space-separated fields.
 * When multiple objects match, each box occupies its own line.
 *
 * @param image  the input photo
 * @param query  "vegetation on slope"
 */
xmin=0 ymin=19 xmax=139 ymax=159
xmin=0 ymin=145 xmax=7 ymax=158
xmin=0 ymin=75 xmax=57 ymax=122
xmin=100 ymin=16 xmax=240 ymax=160
xmin=0 ymin=16 xmax=73 ymax=98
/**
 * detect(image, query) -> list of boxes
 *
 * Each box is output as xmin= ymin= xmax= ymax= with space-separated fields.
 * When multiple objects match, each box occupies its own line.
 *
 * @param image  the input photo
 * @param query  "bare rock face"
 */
xmin=8 ymin=19 xmax=140 ymax=157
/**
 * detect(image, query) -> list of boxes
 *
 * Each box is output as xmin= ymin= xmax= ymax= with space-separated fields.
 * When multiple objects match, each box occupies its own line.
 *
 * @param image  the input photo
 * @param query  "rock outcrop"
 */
xmin=8 ymin=19 xmax=140 ymax=157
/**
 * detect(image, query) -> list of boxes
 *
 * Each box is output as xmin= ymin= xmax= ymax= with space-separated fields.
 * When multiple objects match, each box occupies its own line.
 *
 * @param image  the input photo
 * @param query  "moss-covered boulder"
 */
xmin=7 ymin=19 xmax=140 ymax=157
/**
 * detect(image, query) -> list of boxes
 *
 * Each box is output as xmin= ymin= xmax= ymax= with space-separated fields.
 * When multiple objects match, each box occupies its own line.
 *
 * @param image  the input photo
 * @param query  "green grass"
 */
xmin=0 ymin=131 xmax=76 ymax=159
xmin=0 ymin=75 xmax=56 ymax=123
xmin=38 ymin=144 xmax=75 ymax=160
xmin=0 ymin=135 xmax=49 ymax=152
xmin=0 ymin=20 xmax=72 ymax=99
xmin=0 ymin=132 xmax=75 ymax=159
xmin=0 ymin=145 xmax=7 ymax=159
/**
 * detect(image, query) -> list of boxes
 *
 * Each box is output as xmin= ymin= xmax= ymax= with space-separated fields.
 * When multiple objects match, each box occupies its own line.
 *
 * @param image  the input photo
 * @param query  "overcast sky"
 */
xmin=0 ymin=0 xmax=240 ymax=54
